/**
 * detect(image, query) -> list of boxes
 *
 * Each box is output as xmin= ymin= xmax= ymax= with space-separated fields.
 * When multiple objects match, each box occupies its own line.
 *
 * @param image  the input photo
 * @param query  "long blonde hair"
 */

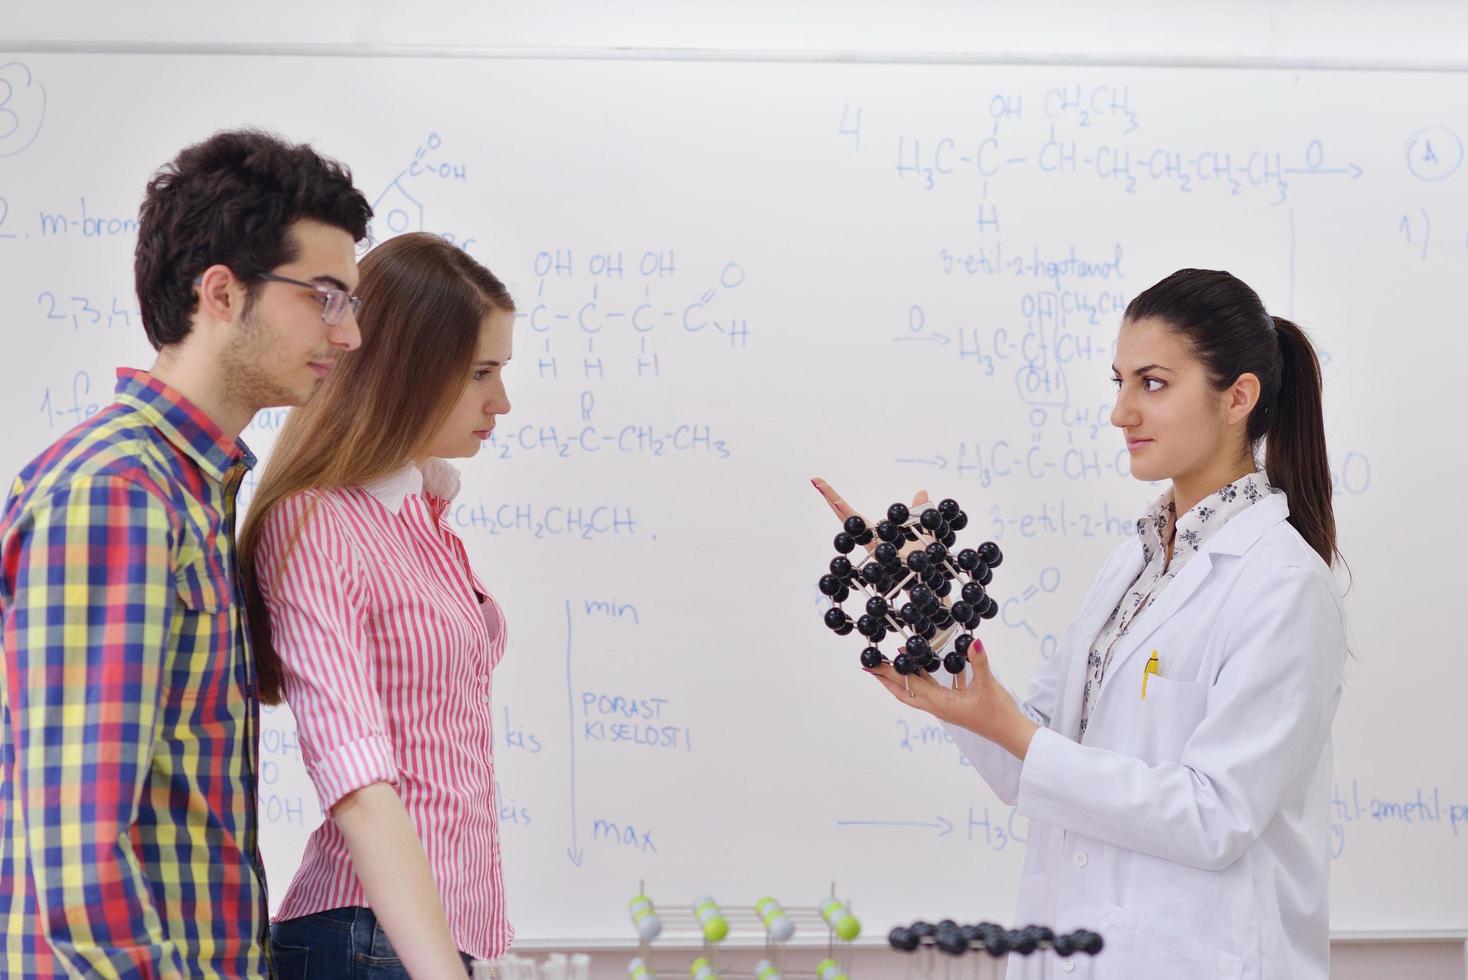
xmin=239 ymin=233 xmax=514 ymax=703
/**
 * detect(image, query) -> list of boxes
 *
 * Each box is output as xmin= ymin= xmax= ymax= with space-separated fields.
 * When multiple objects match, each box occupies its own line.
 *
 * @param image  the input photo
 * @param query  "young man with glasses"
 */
xmin=0 ymin=129 xmax=371 ymax=978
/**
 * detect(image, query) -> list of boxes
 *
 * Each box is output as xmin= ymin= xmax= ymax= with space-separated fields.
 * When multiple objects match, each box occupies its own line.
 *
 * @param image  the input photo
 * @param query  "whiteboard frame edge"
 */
xmin=5 ymin=31 xmax=1466 ymax=956
xmin=4 ymin=40 xmax=1468 ymax=72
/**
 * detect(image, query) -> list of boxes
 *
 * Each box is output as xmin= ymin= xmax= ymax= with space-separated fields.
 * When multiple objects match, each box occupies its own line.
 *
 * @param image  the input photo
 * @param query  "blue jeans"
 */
xmin=270 ymin=906 xmax=475 ymax=979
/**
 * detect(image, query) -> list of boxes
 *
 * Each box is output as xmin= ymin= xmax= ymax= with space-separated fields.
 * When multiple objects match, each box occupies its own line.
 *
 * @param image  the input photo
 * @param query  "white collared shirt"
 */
xmin=361 ymin=457 xmax=463 ymax=515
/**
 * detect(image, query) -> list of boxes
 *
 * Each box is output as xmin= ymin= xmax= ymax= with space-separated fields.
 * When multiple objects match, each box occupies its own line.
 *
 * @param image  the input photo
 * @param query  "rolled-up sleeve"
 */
xmin=255 ymin=494 xmax=398 ymax=812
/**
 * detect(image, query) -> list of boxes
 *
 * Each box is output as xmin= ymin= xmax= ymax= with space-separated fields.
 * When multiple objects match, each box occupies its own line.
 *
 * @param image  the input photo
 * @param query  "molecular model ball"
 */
xmin=821 ymin=499 xmax=1004 ymax=677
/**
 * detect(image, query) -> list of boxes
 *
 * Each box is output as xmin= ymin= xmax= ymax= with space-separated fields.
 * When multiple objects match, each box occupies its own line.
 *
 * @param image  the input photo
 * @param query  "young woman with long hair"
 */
xmin=817 ymin=269 xmax=1347 ymax=979
xmin=240 ymin=232 xmax=516 ymax=978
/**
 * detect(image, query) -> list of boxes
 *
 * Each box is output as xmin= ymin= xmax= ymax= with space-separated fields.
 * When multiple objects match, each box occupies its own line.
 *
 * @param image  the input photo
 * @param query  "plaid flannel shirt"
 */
xmin=0 ymin=369 xmax=268 ymax=978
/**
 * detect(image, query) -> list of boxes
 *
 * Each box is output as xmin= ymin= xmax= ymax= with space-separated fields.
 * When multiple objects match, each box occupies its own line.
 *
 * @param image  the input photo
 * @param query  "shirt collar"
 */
xmin=113 ymin=368 xmax=254 ymax=482
xmin=1135 ymin=471 xmax=1278 ymax=561
xmin=362 ymin=458 xmax=463 ymax=516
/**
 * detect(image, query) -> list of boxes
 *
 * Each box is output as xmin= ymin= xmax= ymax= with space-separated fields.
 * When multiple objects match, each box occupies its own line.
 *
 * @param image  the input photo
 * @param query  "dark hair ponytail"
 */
xmin=1262 ymin=315 xmax=1336 ymax=567
xmin=1124 ymin=270 xmax=1338 ymax=567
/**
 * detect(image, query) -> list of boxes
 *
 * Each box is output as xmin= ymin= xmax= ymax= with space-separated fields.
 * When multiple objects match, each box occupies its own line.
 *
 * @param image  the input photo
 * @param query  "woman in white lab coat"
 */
xmin=816 ymin=268 xmax=1346 ymax=980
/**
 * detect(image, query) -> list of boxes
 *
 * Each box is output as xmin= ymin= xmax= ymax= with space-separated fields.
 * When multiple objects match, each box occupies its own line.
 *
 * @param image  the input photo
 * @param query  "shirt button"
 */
xmin=1073 ymin=851 xmax=1089 ymax=868
xmin=1061 ymin=959 xmax=1077 ymax=973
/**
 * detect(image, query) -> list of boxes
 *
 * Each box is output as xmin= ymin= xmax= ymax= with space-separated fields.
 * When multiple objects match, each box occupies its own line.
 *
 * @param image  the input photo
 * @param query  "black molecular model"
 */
xmin=820 ymin=499 xmax=1003 ymax=677
xmin=888 ymin=920 xmax=1104 ymax=962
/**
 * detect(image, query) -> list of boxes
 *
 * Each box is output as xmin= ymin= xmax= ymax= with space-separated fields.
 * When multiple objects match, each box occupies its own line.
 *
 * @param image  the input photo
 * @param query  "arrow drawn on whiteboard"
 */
xmin=896 ymin=456 xmax=949 ymax=470
xmin=891 ymin=333 xmax=952 ymax=346
xmin=836 ymin=816 xmax=955 ymax=838
xmin=564 ymin=600 xmax=585 ymax=867
xmin=1282 ymin=163 xmax=1363 ymax=179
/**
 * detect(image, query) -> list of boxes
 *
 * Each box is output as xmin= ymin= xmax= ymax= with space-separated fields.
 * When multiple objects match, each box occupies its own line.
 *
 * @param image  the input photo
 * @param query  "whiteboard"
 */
xmin=0 ymin=53 xmax=1464 ymax=943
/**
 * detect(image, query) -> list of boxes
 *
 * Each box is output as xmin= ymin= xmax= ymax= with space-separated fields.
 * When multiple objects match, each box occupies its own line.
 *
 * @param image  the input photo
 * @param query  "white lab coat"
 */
xmin=947 ymin=491 xmax=1346 ymax=980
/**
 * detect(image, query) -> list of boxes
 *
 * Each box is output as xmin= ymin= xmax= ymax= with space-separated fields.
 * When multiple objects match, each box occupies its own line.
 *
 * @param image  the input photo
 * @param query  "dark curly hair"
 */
xmin=134 ymin=129 xmax=373 ymax=349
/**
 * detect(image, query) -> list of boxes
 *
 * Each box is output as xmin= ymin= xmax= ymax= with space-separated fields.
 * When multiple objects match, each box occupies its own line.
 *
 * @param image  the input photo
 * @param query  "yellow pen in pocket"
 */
xmin=1142 ymin=651 xmax=1160 ymax=699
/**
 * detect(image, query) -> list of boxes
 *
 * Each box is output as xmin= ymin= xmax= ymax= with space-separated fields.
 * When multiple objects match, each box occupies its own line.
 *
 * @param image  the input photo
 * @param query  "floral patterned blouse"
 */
xmin=1077 ymin=472 xmax=1279 ymax=740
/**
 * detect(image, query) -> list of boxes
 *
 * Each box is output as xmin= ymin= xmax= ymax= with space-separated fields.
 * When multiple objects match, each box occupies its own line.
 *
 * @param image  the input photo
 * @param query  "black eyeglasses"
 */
xmin=256 ymin=273 xmax=362 ymax=326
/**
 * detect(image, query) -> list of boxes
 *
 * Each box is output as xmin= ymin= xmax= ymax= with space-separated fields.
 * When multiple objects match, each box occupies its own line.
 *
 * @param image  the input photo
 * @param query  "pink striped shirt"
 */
xmin=254 ymin=459 xmax=513 ymax=959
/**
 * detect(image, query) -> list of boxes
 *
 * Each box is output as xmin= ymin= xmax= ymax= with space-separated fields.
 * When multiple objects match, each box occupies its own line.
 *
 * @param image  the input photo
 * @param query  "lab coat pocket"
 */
xmin=1099 ymin=903 xmax=1243 ymax=980
xmin=1133 ymin=673 xmax=1208 ymax=765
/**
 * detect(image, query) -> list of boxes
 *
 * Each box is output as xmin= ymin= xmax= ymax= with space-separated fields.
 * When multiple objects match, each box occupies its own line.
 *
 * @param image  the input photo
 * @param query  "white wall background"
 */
xmin=8 ymin=0 xmax=1468 ymax=68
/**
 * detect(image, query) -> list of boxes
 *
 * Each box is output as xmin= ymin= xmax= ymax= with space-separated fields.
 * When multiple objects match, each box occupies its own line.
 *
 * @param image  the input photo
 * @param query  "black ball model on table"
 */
xmin=888 ymin=920 xmax=1104 ymax=962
